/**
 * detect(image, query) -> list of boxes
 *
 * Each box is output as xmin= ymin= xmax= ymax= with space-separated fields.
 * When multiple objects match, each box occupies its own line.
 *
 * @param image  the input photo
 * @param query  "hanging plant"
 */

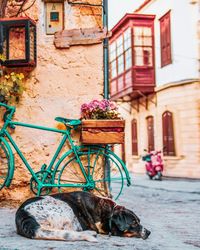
xmin=0 ymin=72 xmax=25 ymax=104
xmin=0 ymin=54 xmax=25 ymax=104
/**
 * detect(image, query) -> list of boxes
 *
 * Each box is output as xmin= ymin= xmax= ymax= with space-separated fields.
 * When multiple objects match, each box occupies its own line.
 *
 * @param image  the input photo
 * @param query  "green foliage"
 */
xmin=0 ymin=54 xmax=6 ymax=62
xmin=0 ymin=53 xmax=25 ymax=104
xmin=0 ymin=72 xmax=25 ymax=104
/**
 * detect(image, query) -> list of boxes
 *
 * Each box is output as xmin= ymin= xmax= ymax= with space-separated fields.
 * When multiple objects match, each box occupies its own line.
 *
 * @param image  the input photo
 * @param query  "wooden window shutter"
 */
xmin=160 ymin=11 xmax=172 ymax=67
xmin=132 ymin=119 xmax=138 ymax=155
xmin=146 ymin=116 xmax=155 ymax=152
xmin=162 ymin=111 xmax=175 ymax=156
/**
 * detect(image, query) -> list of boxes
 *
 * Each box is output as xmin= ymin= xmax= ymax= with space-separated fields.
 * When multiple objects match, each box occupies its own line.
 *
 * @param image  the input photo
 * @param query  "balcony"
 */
xmin=109 ymin=14 xmax=155 ymax=101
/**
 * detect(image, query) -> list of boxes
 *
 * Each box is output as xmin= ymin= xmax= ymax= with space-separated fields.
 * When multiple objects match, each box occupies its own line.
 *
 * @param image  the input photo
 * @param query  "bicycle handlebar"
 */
xmin=0 ymin=102 xmax=16 ymax=121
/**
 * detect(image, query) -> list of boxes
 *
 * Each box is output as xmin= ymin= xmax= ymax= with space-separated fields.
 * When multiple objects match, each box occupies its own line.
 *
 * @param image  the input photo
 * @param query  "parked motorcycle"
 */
xmin=142 ymin=150 xmax=164 ymax=180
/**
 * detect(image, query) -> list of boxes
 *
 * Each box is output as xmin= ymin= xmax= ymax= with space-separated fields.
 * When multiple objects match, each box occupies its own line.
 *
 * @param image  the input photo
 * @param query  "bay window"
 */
xmin=109 ymin=14 xmax=155 ymax=100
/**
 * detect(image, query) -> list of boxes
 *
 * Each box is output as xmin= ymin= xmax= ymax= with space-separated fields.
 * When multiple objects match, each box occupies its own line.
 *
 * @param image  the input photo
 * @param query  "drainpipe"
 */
xmin=103 ymin=0 xmax=109 ymax=100
xmin=102 ymin=0 xmax=111 ymax=197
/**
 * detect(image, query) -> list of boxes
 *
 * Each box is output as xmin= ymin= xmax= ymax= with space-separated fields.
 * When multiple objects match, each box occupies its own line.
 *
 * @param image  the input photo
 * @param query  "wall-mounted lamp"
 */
xmin=0 ymin=17 xmax=37 ymax=67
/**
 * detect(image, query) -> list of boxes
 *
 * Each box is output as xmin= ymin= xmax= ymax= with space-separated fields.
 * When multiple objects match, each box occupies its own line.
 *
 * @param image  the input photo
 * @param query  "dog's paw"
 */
xmin=85 ymin=230 xmax=97 ymax=237
xmin=85 ymin=235 xmax=98 ymax=242
xmin=83 ymin=231 xmax=98 ymax=242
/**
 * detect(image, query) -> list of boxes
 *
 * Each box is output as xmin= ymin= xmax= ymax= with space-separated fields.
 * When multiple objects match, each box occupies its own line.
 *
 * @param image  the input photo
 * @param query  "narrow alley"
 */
xmin=0 ymin=175 xmax=199 ymax=250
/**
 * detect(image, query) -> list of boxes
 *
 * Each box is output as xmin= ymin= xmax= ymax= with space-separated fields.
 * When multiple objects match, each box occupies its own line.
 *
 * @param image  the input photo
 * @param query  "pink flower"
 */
xmin=91 ymin=99 xmax=100 ymax=108
xmin=81 ymin=103 xmax=88 ymax=112
xmin=80 ymin=99 xmax=121 ymax=120
xmin=109 ymin=101 xmax=117 ymax=110
xmin=102 ymin=99 xmax=109 ymax=107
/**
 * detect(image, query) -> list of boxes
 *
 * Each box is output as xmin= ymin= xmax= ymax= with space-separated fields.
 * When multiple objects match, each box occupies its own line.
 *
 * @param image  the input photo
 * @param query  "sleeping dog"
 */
xmin=15 ymin=191 xmax=151 ymax=242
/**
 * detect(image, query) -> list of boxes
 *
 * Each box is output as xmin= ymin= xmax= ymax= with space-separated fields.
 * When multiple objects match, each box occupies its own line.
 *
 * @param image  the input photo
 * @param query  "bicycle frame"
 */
xmin=0 ymin=102 xmax=131 ymax=199
xmin=0 ymin=118 xmax=90 ymax=190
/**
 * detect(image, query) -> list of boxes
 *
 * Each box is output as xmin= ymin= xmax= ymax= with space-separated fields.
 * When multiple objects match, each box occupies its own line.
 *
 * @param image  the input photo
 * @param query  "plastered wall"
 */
xmin=0 ymin=0 xmax=104 ymax=206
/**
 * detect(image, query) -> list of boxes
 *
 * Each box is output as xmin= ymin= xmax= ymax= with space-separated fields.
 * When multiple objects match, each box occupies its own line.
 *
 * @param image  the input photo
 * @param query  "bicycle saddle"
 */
xmin=55 ymin=117 xmax=81 ymax=127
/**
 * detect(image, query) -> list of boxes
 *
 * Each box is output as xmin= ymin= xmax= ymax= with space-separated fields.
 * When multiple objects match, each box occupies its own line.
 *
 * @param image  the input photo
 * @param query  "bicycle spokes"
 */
xmin=54 ymin=146 xmax=127 ymax=200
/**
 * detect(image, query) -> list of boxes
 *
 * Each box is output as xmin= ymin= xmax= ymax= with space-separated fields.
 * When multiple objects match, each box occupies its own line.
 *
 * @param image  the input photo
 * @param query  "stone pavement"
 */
xmin=0 ymin=174 xmax=200 ymax=250
xmin=131 ymin=174 xmax=200 ymax=193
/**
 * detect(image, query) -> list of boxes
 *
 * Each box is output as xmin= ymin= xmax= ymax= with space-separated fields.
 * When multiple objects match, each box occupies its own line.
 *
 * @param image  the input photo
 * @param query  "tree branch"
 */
xmin=0 ymin=0 xmax=8 ymax=17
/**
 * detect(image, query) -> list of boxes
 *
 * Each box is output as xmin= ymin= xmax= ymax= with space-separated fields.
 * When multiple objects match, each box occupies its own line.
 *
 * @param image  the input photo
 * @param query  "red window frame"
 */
xmin=132 ymin=119 xmax=138 ymax=155
xmin=159 ymin=11 xmax=172 ymax=67
xmin=162 ymin=111 xmax=175 ymax=156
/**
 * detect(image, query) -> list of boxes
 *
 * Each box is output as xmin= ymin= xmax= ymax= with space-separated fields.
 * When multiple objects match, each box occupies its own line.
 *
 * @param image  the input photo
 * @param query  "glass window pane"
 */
xmin=143 ymin=27 xmax=151 ymax=36
xmin=118 ymin=76 xmax=124 ymax=90
xmin=143 ymin=47 xmax=153 ymax=66
xmin=118 ymin=55 xmax=124 ymax=74
xmin=134 ymin=27 xmax=143 ymax=46
xmin=124 ymin=27 xmax=131 ymax=40
xmin=134 ymin=47 xmax=153 ymax=66
xmin=125 ymin=48 xmax=132 ymax=70
xmin=111 ymin=80 xmax=117 ymax=94
xmin=124 ymin=28 xmax=131 ymax=50
xmin=9 ymin=27 xmax=26 ymax=60
xmin=110 ymin=42 xmax=116 ymax=61
xmin=116 ymin=35 xmax=123 ymax=56
xmin=134 ymin=26 xmax=152 ymax=46
xmin=124 ymin=38 xmax=131 ymax=50
xmin=143 ymin=36 xmax=152 ymax=46
xmin=111 ymin=60 xmax=117 ymax=78
xmin=134 ymin=47 xmax=143 ymax=66
xmin=134 ymin=27 xmax=142 ymax=37
xmin=125 ymin=71 xmax=132 ymax=87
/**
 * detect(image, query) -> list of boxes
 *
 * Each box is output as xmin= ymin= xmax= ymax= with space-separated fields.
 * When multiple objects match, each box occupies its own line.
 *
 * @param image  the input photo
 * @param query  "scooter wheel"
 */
xmin=146 ymin=172 xmax=153 ymax=180
xmin=156 ymin=171 xmax=162 ymax=181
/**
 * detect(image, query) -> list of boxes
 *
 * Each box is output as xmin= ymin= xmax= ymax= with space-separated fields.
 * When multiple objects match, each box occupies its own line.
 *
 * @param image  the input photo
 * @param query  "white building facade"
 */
xmin=109 ymin=0 xmax=200 ymax=178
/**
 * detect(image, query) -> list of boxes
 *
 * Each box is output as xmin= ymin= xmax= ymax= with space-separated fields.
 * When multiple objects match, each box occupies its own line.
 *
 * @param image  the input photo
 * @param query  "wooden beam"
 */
xmin=54 ymin=27 xmax=111 ymax=48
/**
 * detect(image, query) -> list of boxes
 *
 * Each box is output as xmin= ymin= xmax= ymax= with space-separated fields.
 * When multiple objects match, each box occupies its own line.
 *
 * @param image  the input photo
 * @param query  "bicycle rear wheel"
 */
xmin=0 ymin=140 xmax=11 ymax=190
xmin=54 ymin=145 xmax=130 ymax=200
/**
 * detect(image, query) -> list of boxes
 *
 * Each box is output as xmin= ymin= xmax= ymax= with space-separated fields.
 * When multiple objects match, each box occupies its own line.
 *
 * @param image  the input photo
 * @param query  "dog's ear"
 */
xmin=112 ymin=211 xmax=130 ymax=231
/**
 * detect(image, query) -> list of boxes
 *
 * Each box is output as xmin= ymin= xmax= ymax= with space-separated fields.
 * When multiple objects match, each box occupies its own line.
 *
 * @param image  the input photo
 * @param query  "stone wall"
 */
xmin=0 ymin=0 xmax=104 ymax=206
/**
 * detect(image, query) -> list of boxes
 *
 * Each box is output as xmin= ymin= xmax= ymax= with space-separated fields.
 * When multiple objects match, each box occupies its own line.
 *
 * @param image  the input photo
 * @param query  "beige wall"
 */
xmin=0 ymin=0 xmax=104 ymax=205
xmin=120 ymin=81 xmax=200 ymax=178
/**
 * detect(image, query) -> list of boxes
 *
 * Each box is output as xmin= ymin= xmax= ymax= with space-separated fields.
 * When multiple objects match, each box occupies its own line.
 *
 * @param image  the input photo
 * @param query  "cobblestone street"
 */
xmin=0 ymin=175 xmax=200 ymax=250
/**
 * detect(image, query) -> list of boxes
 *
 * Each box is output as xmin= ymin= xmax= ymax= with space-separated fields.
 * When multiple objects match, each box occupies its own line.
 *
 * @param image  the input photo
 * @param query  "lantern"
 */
xmin=0 ymin=17 xmax=37 ymax=67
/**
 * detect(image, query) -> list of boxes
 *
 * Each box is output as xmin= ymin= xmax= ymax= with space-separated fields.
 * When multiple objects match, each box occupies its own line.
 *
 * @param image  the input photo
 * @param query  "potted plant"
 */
xmin=80 ymin=99 xmax=125 ymax=144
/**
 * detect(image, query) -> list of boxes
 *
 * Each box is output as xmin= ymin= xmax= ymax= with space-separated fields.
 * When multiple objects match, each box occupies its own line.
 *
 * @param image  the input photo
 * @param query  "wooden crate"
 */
xmin=81 ymin=119 xmax=125 ymax=144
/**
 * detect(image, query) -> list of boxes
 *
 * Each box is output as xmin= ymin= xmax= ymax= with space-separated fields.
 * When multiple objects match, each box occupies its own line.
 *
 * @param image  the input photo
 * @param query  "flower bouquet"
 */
xmin=80 ymin=99 xmax=125 ymax=144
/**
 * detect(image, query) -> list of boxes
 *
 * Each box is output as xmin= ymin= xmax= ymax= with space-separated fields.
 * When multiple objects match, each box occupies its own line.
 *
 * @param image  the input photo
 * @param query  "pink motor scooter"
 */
xmin=142 ymin=150 xmax=164 ymax=180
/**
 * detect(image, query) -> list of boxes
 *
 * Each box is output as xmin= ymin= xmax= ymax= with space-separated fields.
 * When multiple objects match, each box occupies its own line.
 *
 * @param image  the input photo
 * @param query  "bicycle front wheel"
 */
xmin=54 ymin=145 xmax=130 ymax=200
xmin=0 ymin=139 xmax=12 ymax=190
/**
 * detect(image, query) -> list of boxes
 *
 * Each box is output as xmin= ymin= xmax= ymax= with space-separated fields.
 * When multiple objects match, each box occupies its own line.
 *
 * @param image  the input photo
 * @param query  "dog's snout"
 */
xmin=140 ymin=227 xmax=151 ymax=240
xmin=145 ymin=228 xmax=151 ymax=238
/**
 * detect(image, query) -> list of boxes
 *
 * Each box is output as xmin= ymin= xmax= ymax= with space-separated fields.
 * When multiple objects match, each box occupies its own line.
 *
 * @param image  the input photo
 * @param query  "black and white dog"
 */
xmin=15 ymin=191 xmax=150 ymax=242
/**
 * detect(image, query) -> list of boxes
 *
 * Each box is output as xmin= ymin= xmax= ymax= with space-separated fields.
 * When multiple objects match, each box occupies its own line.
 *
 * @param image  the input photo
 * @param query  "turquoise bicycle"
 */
xmin=0 ymin=102 xmax=131 ymax=200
